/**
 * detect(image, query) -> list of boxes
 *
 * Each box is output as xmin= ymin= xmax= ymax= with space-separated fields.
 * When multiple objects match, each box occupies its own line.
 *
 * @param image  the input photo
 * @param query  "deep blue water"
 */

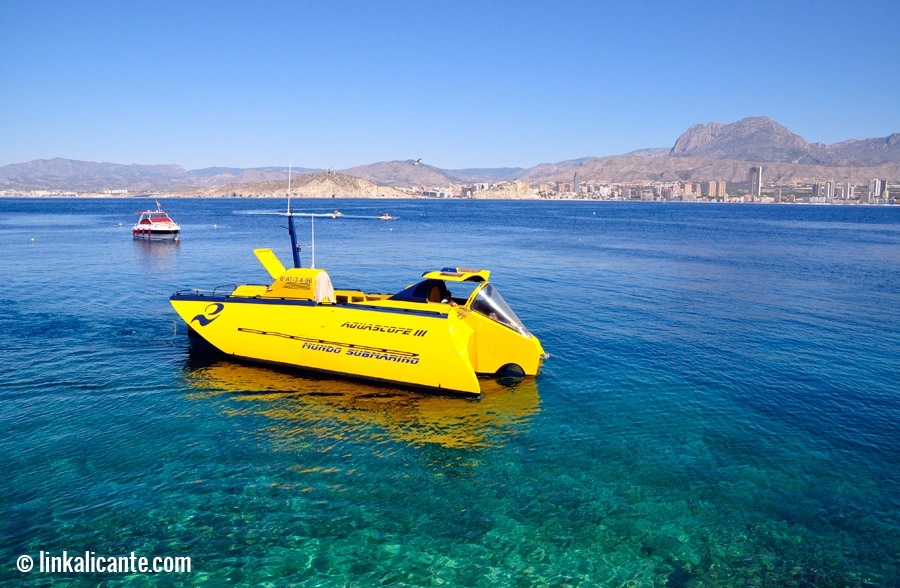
xmin=1 ymin=198 xmax=898 ymax=587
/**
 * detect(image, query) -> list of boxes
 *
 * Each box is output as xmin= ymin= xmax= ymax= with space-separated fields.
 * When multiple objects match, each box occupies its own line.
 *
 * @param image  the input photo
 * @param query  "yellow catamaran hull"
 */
xmin=171 ymin=250 xmax=546 ymax=397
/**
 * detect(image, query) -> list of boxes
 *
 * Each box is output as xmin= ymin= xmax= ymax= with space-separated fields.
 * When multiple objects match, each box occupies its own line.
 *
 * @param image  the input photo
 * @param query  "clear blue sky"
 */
xmin=2 ymin=0 xmax=898 ymax=170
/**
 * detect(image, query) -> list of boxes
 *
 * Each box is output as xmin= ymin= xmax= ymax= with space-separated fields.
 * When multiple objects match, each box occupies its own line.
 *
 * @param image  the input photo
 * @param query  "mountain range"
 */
xmin=669 ymin=116 xmax=900 ymax=166
xmin=3 ymin=117 xmax=898 ymax=193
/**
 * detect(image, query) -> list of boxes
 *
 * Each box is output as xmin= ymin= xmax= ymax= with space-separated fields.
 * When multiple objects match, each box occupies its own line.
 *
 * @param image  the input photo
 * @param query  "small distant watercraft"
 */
xmin=133 ymin=203 xmax=180 ymax=239
xmin=378 ymin=213 xmax=394 ymax=220
xmin=170 ymin=202 xmax=546 ymax=397
xmin=332 ymin=210 xmax=343 ymax=217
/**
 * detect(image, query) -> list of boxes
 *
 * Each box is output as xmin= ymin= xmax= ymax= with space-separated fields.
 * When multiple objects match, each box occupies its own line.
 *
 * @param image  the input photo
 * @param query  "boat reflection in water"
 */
xmin=132 ymin=238 xmax=180 ymax=272
xmin=132 ymin=237 xmax=180 ymax=253
xmin=181 ymin=355 xmax=541 ymax=450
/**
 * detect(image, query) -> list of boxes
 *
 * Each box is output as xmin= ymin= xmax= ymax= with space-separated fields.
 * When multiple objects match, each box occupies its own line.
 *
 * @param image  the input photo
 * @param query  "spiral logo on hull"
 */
xmin=190 ymin=303 xmax=224 ymax=326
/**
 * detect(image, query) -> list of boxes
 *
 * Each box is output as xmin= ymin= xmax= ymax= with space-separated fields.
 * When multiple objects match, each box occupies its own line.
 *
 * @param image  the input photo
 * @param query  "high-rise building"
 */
xmin=707 ymin=181 xmax=726 ymax=198
xmin=749 ymin=167 xmax=762 ymax=197
xmin=844 ymin=183 xmax=853 ymax=200
xmin=573 ymin=172 xmax=580 ymax=195
xmin=868 ymin=179 xmax=886 ymax=202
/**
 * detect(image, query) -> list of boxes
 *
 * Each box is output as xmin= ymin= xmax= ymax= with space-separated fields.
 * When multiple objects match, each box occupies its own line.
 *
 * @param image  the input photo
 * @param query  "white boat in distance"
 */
xmin=133 ymin=202 xmax=180 ymax=239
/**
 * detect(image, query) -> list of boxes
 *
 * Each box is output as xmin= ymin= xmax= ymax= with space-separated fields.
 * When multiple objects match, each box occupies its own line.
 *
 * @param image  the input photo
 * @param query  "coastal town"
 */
xmin=4 ymin=166 xmax=895 ymax=205
xmin=403 ymin=168 xmax=895 ymax=205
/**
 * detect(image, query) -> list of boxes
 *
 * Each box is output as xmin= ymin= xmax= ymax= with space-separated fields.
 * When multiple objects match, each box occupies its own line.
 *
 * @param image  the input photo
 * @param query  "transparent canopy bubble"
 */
xmin=471 ymin=283 xmax=531 ymax=337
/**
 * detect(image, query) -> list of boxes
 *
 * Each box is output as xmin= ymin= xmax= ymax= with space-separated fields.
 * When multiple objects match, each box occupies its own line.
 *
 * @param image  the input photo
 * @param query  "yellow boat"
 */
xmin=170 ymin=217 xmax=546 ymax=397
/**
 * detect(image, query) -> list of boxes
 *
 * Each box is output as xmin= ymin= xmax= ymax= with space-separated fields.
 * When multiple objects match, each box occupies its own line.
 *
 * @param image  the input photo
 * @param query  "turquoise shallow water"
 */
xmin=1 ymin=198 xmax=898 ymax=587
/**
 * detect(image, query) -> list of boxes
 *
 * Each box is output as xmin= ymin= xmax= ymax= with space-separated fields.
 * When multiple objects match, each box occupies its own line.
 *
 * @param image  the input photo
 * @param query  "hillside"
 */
xmin=670 ymin=116 xmax=900 ymax=166
xmin=0 ymin=158 xmax=322 ymax=192
xmin=186 ymin=166 xmax=322 ymax=188
xmin=532 ymin=155 xmax=900 ymax=184
xmin=339 ymin=161 xmax=525 ymax=186
xmin=517 ymin=157 xmax=602 ymax=181
xmin=472 ymin=180 xmax=537 ymax=199
xmin=161 ymin=172 xmax=408 ymax=199
xmin=828 ymin=133 xmax=900 ymax=165
xmin=0 ymin=158 xmax=189 ymax=191
xmin=339 ymin=160 xmax=452 ymax=187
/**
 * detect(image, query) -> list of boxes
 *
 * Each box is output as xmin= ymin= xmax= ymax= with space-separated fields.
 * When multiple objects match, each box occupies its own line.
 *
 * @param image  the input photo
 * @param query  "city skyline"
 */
xmin=2 ymin=1 xmax=899 ymax=170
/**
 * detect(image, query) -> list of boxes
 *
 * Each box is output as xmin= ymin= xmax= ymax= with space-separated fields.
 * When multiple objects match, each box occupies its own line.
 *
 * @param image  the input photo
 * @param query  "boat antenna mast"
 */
xmin=287 ymin=163 xmax=301 ymax=268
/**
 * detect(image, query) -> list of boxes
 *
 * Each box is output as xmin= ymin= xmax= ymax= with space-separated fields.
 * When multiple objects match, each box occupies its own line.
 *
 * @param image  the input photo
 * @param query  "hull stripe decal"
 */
xmin=237 ymin=327 xmax=418 ymax=357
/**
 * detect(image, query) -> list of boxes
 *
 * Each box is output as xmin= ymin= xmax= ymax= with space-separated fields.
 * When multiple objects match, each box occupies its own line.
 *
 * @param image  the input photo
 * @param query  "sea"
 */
xmin=1 ymin=197 xmax=898 ymax=587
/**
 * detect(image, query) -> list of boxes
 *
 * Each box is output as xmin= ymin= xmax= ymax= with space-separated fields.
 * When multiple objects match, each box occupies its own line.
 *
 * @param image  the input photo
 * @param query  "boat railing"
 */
xmin=172 ymin=285 xmax=313 ymax=301
xmin=172 ymin=285 xmax=246 ymax=298
xmin=171 ymin=288 xmax=450 ymax=316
